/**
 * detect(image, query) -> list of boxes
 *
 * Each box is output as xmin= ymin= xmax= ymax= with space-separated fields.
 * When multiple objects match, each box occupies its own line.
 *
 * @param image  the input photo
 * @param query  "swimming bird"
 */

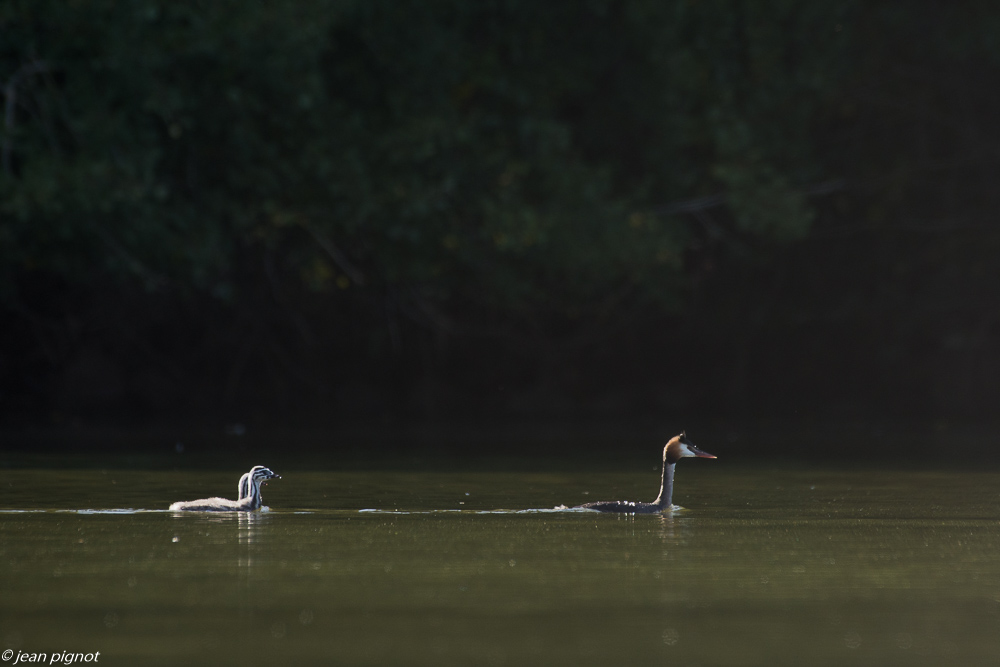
xmin=576 ymin=433 xmax=715 ymax=513
xmin=238 ymin=470 xmax=253 ymax=501
xmin=169 ymin=466 xmax=280 ymax=512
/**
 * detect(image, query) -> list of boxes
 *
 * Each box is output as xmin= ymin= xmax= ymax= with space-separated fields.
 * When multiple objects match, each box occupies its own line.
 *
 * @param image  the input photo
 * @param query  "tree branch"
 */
xmin=2 ymin=60 xmax=50 ymax=176
xmin=301 ymin=223 xmax=366 ymax=286
xmin=652 ymin=179 xmax=846 ymax=216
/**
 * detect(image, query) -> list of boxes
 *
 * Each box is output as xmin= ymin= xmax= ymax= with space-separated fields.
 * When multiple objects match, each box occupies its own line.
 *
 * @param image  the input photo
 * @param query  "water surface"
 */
xmin=1 ymin=466 xmax=999 ymax=665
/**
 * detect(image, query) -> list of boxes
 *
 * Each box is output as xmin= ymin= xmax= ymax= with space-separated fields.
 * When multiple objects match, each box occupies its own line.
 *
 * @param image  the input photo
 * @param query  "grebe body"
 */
xmin=576 ymin=433 xmax=714 ymax=513
xmin=169 ymin=465 xmax=280 ymax=512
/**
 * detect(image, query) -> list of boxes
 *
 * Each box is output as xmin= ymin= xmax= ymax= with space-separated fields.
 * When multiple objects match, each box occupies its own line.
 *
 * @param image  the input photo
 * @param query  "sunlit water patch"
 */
xmin=1 ymin=467 xmax=999 ymax=665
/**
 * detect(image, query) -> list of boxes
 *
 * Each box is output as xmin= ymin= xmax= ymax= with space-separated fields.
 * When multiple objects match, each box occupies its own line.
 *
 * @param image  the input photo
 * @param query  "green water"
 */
xmin=2 ymin=466 xmax=1000 ymax=666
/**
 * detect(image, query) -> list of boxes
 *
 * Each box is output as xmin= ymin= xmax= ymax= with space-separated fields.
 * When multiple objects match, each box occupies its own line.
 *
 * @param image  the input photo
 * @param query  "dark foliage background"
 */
xmin=4 ymin=1 xmax=1000 ymax=448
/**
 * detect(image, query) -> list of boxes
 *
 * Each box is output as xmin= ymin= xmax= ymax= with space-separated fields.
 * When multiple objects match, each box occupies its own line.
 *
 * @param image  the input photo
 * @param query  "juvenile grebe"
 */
xmin=169 ymin=466 xmax=280 ymax=512
xmin=576 ymin=433 xmax=715 ymax=513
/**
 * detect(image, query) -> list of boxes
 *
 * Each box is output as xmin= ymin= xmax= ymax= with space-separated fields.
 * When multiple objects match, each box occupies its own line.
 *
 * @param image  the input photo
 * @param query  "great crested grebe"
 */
xmin=576 ymin=433 xmax=715 ymax=513
xmin=169 ymin=465 xmax=280 ymax=512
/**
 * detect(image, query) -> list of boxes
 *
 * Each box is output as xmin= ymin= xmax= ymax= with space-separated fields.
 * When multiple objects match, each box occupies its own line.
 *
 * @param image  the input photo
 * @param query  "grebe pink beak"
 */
xmin=679 ymin=441 xmax=716 ymax=459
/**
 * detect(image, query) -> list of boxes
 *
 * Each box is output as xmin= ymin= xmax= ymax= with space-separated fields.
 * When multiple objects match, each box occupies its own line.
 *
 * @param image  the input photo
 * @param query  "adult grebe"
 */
xmin=169 ymin=466 xmax=280 ymax=512
xmin=576 ymin=433 xmax=715 ymax=513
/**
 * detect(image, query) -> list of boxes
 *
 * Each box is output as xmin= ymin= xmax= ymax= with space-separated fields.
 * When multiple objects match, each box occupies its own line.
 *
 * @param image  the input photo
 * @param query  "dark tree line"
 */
xmin=3 ymin=1 xmax=1000 ymax=429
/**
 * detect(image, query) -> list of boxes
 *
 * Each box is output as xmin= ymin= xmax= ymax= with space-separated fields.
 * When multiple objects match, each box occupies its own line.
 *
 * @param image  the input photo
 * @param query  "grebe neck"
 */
xmin=652 ymin=460 xmax=675 ymax=509
xmin=245 ymin=479 xmax=264 ymax=510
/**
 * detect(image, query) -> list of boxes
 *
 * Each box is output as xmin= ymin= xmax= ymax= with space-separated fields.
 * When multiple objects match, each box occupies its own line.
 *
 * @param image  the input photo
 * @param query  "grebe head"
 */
xmin=249 ymin=465 xmax=280 ymax=484
xmin=664 ymin=432 xmax=716 ymax=464
xmin=240 ymin=466 xmax=280 ymax=498
xmin=247 ymin=466 xmax=281 ymax=499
